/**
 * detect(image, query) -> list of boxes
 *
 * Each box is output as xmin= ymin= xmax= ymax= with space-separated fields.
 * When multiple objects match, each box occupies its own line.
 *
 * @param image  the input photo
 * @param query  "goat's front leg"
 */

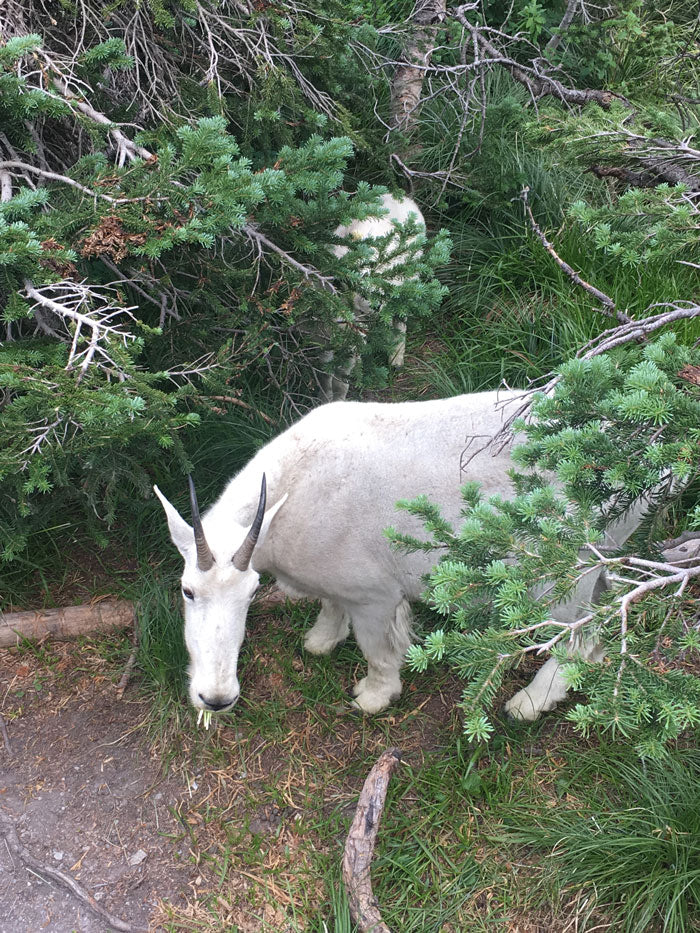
xmin=504 ymin=657 xmax=568 ymax=721
xmin=349 ymin=598 xmax=412 ymax=714
xmin=506 ymin=568 xmax=607 ymax=721
xmin=304 ymin=599 xmax=350 ymax=655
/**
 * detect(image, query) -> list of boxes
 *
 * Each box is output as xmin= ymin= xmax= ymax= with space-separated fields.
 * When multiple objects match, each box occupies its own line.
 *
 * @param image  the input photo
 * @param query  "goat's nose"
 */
xmin=198 ymin=693 xmax=237 ymax=711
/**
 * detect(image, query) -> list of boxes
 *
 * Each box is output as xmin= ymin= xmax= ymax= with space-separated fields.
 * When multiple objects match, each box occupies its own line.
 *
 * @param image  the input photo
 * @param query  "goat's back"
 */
xmin=215 ymin=392 xmax=524 ymax=601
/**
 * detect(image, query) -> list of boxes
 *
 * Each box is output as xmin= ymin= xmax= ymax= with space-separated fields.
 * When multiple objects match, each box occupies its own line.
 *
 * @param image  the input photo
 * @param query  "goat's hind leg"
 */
xmin=350 ymin=597 xmax=413 ymax=714
xmin=505 ymin=569 xmax=606 ymax=722
xmin=388 ymin=319 xmax=407 ymax=368
xmin=504 ymin=656 xmax=569 ymax=721
xmin=304 ymin=599 xmax=350 ymax=656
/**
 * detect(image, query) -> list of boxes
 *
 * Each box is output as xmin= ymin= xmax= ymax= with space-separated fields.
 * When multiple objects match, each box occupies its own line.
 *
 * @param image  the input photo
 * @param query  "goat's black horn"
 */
xmin=232 ymin=474 xmax=267 ymax=571
xmin=188 ymin=476 xmax=215 ymax=572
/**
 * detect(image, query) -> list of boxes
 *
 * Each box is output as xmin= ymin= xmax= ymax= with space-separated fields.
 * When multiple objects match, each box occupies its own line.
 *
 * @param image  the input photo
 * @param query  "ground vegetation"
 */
xmin=1 ymin=1 xmax=699 ymax=929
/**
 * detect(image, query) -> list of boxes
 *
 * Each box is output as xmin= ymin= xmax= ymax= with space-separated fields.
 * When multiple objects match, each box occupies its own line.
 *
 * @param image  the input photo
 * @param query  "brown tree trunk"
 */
xmin=390 ymin=1 xmax=447 ymax=142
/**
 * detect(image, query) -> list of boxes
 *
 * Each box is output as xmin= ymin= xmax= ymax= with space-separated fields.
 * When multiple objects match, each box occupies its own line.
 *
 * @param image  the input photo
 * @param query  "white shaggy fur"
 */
xmin=155 ymin=391 xmax=641 ymax=718
xmin=318 ymin=192 xmax=426 ymax=402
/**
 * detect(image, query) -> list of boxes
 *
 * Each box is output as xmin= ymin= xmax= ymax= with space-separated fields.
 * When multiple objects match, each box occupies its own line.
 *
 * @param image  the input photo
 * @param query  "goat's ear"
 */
xmin=257 ymin=494 xmax=288 ymax=549
xmin=153 ymin=485 xmax=194 ymax=558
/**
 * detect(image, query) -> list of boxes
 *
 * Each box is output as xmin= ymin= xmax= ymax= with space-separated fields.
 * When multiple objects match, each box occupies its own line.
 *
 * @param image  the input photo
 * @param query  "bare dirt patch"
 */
xmin=0 ymin=640 xmax=196 ymax=933
xmin=0 ymin=618 xmax=468 ymax=932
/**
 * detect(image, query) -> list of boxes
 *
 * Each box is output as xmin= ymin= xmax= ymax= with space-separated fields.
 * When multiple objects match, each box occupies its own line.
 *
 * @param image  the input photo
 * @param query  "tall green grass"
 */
xmin=495 ymin=743 xmax=700 ymax=932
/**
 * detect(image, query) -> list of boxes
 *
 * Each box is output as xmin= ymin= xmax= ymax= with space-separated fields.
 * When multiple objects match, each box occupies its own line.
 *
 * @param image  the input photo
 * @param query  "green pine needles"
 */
xmin=394 ymin=334 xmax=700 ymax=755
xmin=0 ymin=29 xmax=449 ymax=564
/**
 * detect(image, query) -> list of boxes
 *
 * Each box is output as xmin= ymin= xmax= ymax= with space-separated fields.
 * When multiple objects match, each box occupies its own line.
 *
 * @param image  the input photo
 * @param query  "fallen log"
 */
xmin=342 ymin=747 xmax=403 ymax=933
xmin=0 ymin=585 xmax=294 ymax=650
xmin=0 ymin=599 xmax=134 ymax=648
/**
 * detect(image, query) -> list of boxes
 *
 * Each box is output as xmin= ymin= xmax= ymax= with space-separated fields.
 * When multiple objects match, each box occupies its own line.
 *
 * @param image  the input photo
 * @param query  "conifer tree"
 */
xmin=0 ymin=23 xmax=449 ymax=560
xmin=393 ymin=334 xmax=700 ymax=756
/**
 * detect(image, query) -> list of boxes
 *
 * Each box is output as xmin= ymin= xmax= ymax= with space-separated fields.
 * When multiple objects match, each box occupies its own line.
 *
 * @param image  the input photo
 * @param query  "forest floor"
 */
xmin=0 ymin=639 xmax=197 ymax=933
xmin=0 ymin=600 xmax=573 ymax=933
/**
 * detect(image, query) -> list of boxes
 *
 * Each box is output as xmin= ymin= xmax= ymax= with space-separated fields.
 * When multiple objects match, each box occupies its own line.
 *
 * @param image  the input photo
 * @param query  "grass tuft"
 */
xmin=494 ymin=742 xmax=700 ymax=932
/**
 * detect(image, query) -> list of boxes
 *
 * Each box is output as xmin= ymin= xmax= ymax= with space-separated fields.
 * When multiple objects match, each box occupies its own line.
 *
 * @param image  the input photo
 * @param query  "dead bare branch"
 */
xmin=0 ymin=811 xmax=145 ymax=933
xmin=520 ymin=186 xmax=630 ymax=324
xmin=343 ymin=748 xmax=403 ymax=933
xmin=545 ymin=0 xmax=580 ymax=55
xmin=452 ymin=4 xmax=623 ymax=110
xmin=0 ymin=160 xmax=150 ymax=204
xmin=207 ymin=395 xmax=277 ymax=424
xmin=23 ymin=280 xmax=140 ymax=381
xmin=244 ymin=224 xmax=336 ymax=291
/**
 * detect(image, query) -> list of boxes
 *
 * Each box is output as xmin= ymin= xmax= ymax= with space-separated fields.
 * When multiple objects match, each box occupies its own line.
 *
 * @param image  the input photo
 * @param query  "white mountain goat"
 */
xmin=154 ymin=391 xmax=645 ymax=719
xmin=317 ymin=192 xmax=426 ymax=402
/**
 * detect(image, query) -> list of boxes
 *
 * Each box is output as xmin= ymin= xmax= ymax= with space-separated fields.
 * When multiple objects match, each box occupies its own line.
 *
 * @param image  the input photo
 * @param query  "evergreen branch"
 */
xmin=14 ymin=65 xmax=336 ymax=290
xmin=0 ymin=161 xmax=150 ymax=204
xmin=7 ymin=71 xmax=335 ymax=293
xmin=468 ymin=294 xmax=700 ymax=464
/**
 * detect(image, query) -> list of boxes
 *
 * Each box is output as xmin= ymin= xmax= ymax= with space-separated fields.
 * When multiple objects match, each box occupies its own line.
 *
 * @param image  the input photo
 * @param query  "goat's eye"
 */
xmin=182 ymin=587 xmax=195 ymax=600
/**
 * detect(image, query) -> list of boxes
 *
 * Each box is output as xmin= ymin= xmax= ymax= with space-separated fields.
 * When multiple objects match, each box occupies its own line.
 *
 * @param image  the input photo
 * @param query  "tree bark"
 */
xmin=390 ymin=1 xmax=447 ymax=142
xmin=342 ymin=748 xmax=403 ymax=933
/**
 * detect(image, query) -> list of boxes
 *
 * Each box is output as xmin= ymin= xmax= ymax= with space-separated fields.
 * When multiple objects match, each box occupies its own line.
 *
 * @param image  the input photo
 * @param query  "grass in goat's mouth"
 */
xmin=197 ymin=708 xmax=214 ymax=730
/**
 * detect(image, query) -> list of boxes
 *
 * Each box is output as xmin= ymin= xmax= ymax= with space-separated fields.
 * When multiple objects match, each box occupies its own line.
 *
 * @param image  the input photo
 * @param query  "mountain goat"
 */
xmin=154 ymin=391 xmax=639 ymax=719
xmin=317 ymin=192 xmax=426 ymax=402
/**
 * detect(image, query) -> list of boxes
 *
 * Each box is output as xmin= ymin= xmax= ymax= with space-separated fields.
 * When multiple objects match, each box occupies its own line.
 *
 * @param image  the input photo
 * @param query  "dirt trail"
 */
xmin=0 ymin=685 xmax=196 ymax=932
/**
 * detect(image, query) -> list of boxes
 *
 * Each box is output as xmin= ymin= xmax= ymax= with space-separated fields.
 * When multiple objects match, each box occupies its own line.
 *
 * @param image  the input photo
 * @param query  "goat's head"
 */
xmin=153 ymin=475 xmax=286 ymax=713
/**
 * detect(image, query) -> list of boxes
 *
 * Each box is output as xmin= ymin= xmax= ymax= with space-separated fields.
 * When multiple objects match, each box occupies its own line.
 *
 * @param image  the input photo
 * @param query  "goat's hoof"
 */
xmin=504 ymin=690 xmax=543 ymax=723
xmin=351 ymin=681 xmax=400 ymax=714
xmin=351 ymin=677 xmax=367 ymax=698
xmin=303 ymin=633 xmax=339 ymax=656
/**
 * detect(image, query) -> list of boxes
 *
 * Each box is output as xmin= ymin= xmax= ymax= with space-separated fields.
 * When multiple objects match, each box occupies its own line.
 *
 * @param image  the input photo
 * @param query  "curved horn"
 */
xmin=188 ymin=476 xmax=215 ymax=572
xmin=232 ymin=474 xmax=267 ymax=571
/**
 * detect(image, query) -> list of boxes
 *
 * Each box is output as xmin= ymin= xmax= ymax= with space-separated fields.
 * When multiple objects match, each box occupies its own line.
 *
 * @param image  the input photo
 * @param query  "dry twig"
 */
xmin=0 ymin=812 xmax=145 ymax=932
xmin=0 ymin=714 xmax=12 ymax=755
xmin=116 ymin=619 xmax=140 ymax=699
xmin=207 ymin=395 xmax=276 ymax=424
xmin=520 ymin=186 xmax=630 ymax=324
xmin=342 ymin=748 xmax=403 ymax=933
